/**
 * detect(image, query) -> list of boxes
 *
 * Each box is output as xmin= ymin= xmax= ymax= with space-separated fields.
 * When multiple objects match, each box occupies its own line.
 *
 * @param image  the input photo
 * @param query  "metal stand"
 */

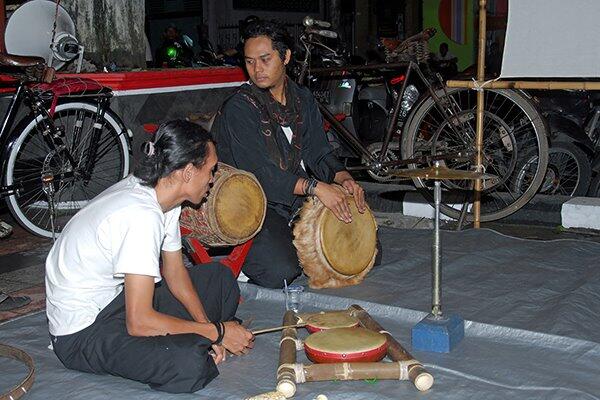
xmin=431 ymin=178 xmax=442 ymax=317
xmin=411 ymin=163 xmax=465 ymax=352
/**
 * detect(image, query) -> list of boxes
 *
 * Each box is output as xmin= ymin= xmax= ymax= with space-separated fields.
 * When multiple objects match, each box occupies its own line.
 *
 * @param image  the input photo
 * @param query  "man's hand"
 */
xmin=314 ymin=182 xmax=352 ymax=223
xmin=340 ymin=178 xmax=366 ymax=214
xmin=221 ymin=321 xmax=254 ymax=356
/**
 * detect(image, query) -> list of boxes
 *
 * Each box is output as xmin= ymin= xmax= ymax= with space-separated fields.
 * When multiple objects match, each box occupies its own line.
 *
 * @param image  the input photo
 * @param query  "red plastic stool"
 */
xmin=180 ymin=226 xmax=253 ymax=279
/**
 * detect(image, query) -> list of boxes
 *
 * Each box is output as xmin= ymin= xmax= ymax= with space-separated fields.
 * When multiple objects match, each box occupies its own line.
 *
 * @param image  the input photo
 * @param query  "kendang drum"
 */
xmin=293 ymin=195 xmax=378 ymax=289
xmin=303 ymin=311 xmax=360 ymax=333
xmin=180 ymin=162 xmax=266 ymax=246
xmin=304 ymin=327 xmax=388 ymax=363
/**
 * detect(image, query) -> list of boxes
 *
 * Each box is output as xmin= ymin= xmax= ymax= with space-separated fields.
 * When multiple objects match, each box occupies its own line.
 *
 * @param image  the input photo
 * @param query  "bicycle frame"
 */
xmin=300 ymin=58 xmax=473 ymax=174
xmin=0 ymin=79 xmax=115 ymax=198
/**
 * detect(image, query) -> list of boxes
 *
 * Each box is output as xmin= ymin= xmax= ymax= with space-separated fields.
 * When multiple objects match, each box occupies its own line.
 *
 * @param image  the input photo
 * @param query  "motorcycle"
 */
xmin=528 ymin=90 xmax=597 ymax=196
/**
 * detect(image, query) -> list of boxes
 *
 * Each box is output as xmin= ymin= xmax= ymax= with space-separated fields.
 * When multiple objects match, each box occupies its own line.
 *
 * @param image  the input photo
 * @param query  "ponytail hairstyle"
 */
xmin=134 ymin=119 xmax=213 ymax=187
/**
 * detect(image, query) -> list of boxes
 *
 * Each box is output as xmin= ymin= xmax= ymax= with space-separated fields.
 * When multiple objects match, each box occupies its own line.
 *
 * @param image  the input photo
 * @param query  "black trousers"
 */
xmin=51 ymin=263 xmax=240 ymax=394
xmin=242 ymin=208 xmax=302 ymax=289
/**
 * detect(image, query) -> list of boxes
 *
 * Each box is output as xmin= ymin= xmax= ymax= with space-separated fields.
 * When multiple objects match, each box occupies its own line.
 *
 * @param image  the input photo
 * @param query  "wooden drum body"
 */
xmin=180 ymin=162 xmax=266 ymax=246
xmin=304 ymin=327 xmax=388 ymax=363
xmin=293 ymin=196 xmax=378 ymax=289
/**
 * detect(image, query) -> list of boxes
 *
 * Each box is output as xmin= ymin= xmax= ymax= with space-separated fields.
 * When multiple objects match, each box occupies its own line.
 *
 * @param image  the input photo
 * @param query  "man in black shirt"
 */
xmin=212 ymin=20 xmax=366 ymax=289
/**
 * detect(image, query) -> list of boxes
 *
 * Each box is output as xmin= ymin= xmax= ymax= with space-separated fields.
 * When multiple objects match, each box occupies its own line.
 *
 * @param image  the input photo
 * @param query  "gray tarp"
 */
xmin=1 ymin=227 xmax=599 ymax=399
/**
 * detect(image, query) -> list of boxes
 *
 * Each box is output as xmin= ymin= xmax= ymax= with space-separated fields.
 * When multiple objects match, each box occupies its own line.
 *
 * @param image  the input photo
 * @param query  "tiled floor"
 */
xmin=0 ymin=212 xmax=50 ymax=323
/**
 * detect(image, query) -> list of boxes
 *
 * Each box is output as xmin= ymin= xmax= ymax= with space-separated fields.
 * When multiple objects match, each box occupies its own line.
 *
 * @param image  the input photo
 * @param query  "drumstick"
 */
xmin=252 ymin=323 xmax=306 ymax=335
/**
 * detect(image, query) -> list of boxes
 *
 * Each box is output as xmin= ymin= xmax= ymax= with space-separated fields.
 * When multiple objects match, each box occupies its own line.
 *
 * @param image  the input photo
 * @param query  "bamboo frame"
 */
xmin=447 ymin=80 xmax=600 ymax=90
xmin=348 ymin=305 xmax=434 ymax=391
xmin=273 ymin=308 xmax=433 ymax=398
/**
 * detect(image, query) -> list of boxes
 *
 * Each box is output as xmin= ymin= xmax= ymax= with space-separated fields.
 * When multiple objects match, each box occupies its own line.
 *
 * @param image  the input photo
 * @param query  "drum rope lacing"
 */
xmin=279 ymin=336 xmax=303 ymax=351
xmin=277 ymin=363 xmax=306 ymax=383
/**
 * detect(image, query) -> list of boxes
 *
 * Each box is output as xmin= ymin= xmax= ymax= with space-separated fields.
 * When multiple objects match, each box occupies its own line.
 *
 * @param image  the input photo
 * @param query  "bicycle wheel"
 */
xmin=513 ymin=141 xmax=591 ymax=197
xmin=4 ymin=102 xmax=130 ymax=237
xmin=401 ymin=88 xmax=549 ymax=222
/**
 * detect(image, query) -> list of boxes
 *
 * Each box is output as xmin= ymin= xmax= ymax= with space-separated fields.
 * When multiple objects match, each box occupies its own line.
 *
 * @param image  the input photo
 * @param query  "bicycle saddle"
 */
xmin=0 ymin=53 xmax=45 ymax=68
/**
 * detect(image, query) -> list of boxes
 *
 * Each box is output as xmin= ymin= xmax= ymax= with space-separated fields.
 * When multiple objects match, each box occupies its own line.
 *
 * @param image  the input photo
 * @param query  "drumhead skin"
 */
xmin=320 ymin=201 xmax=377 ymax=276
xmin=214 ymin=174 xmax=265 ymax=240
xmin=180 ymin=163 xmax=266 ymax=246
xmin=304 ymin=327 xmax=388 ymax=363
xmin=304 ymin=312 xmax=359 ymax=333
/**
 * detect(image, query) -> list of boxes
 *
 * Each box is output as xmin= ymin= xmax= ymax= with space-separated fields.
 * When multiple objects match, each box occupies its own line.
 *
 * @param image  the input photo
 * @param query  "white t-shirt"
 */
xmin=46 ymin=175 xmax=182 ymax=336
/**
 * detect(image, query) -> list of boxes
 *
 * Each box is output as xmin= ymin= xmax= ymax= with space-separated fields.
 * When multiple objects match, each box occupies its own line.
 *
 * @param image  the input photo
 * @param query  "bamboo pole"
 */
xmin=473 ymin=0 xmax=488 ymax=228
xmin=348 ymin=305 xmax=433 ymax=391
xmin=447 ymin=79 xmax=600 ymax=90
xmin=303 ymin=362 xmax=413 ymax=382
xmin=276 ymin=311 xmax=299 ymax=398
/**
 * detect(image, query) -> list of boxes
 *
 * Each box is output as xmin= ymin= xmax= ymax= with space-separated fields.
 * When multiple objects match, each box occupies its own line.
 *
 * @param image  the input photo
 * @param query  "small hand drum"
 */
xmin=293 ymin=196 xmax=378 ymax=289
xmin=304 ymin=327 xmax=388 ymax=363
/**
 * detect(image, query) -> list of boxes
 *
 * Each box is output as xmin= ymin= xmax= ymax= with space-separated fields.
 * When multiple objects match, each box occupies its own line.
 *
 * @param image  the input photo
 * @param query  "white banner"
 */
xmin=500 ymin=0 xmax=600 ymax=78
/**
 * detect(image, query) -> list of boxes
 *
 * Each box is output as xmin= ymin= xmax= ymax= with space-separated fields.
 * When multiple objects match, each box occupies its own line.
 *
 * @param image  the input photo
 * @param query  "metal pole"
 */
xmin=473 ymin=0 xmax=488 ymax=228
xmin=431 ymin=169 xmax=442 ymax=317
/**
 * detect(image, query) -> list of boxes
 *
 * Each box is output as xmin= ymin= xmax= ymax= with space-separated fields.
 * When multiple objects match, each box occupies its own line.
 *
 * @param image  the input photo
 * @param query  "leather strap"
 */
xmin=0 ymin=343 xmax=35 ymax=400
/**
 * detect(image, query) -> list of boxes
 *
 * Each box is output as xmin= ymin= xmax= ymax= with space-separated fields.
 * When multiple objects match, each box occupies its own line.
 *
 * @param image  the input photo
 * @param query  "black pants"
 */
xmin=242 ymin=208 xmax=302 ymax=289
xmin=51 ymin=263 xmax=240 ymax=393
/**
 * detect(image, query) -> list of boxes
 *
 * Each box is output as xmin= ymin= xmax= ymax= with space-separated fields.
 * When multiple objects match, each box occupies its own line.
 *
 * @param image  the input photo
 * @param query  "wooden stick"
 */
xmin=348 ymin=305 xmax=434 ymax=391
xmin=447 ymin=79 xmax=600 ymax=90
xmin=276 ymin=311 xmax=299 ymax=398
xmin=252 ymin=323 xmax=306 ymax=335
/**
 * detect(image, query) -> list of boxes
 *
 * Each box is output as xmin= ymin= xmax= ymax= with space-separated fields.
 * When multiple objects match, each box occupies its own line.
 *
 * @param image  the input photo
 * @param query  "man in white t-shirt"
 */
xmin=46 ymin=120 xmax=254 ymax=393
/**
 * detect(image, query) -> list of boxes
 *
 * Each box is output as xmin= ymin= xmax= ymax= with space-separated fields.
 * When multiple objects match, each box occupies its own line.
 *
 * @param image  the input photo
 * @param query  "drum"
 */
xmin=293 ymin=196 xmax=378 ymax=289
xmin=304 ymin=327 xmax=388 ymax=363
xmin=180 ymin=162 xmax=266 ymax=246
xmin=303 ymin=311 xmax=359 ymax=333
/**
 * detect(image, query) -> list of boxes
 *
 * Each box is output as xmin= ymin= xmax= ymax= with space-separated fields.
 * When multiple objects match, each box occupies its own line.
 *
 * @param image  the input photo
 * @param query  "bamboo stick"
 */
xmin=303 ymin=362 xmax=410 ymax=382
xmin=252 ymin=323 xmax=306 ymax=335
xmin=276 ymin=311 xmax=299 ymax=398
xmin=348 ymin=305 xmax=433 ymax=391
xmin=447 ymin=79 xmax=600 ymax=90
xmin=473 ymin=0 xmax=489 ymax=228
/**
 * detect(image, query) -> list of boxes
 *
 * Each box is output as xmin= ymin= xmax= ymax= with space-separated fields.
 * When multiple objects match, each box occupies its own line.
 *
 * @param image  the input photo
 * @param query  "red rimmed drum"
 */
xmin=304 ymin=327 xmax=388 ymax=363
xmin=303 ymin=312 xmax=360 ymax=333
xmin=180 ymin=162 xmax=266 ymax=246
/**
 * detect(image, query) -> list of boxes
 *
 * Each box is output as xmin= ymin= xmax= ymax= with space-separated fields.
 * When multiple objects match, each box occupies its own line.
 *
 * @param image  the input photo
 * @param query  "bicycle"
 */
xmin=0 ymin=53 xmax=131 ymax=238
xmin=295 ymin=22 xmax=549 ymax=223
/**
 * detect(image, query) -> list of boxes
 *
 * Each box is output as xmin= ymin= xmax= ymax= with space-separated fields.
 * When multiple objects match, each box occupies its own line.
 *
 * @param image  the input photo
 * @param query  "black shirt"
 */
xmin=212 ymin=82 xmax=345 ymax=219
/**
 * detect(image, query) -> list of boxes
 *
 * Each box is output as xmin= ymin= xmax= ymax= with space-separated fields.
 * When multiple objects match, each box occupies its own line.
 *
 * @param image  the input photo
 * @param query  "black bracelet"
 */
xmin=212 ymin=321 xmax=224 ymax=345
xmin=307 ymin=178 xmax=318 ymax=196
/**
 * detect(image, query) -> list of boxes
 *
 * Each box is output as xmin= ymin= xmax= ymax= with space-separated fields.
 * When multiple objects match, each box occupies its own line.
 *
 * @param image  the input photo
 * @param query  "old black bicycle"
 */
xmin=296 ymin=22 xmax=549 ymax=223
xmin=0 ymin=53 xmax=131 ymax=238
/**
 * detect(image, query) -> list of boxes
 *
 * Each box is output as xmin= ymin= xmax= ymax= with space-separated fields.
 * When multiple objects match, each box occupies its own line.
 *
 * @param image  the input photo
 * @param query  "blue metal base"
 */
xmin=411 ymin=313 xmax=464 ymax=353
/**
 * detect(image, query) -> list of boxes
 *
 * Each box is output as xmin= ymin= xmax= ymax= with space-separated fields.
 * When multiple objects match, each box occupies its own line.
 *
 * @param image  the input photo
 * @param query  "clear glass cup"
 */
xmin=285 ymin=284 xmax=304 ymax=313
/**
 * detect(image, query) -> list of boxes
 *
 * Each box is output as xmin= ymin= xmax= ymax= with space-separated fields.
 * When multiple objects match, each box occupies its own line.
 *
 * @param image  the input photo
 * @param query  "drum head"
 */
xmin=304 ymin=312 xmax=359 ymax=333
xmin=320 ymin=201 xmax=377 ymax=276
xmin=304 ymin=327 xmax=388 ymax=363
xmin=214 ymin=174 xmax=265 ymax=241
